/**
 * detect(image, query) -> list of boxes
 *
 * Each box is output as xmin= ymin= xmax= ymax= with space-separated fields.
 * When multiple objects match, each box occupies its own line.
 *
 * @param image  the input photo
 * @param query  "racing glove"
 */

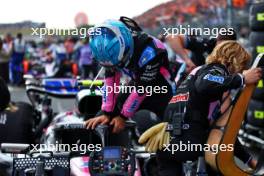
xmin=138 ymin=122 xmax=170 ymax=153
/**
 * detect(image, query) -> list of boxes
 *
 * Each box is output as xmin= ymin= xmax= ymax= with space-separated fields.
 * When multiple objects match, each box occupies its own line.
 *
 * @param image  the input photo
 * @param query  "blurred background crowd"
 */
xmin=0 ymin=34 xmax=97 ymax=85
xmin=0 ymin=0 xmax=254 ymax=86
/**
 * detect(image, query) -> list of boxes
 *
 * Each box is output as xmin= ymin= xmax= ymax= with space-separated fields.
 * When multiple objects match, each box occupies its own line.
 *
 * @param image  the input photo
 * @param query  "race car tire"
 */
xmin=77 ymin=93 xmax=102 ymax=119
xmin=249 ymin=2 xmax=264 ymax=31
xmin=247 ymin=99 xmax=264 ymax=127
xmin=249 ymin=31 xmax=264 ymax=59
xmin=252 ymin=79 xmax=264 ymax=101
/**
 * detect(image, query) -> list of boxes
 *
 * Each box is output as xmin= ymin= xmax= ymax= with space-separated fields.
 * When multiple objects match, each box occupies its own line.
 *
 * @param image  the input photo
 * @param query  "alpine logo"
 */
xmin=128 ymin=100 xmax=139 ymax=112
xmin=203 ymin=74 xmax=224 ymax=84
xmin=170 ymin=93 xmax=189 ymax=103
xmin=102 ymin=86 xmax=107 ymax=102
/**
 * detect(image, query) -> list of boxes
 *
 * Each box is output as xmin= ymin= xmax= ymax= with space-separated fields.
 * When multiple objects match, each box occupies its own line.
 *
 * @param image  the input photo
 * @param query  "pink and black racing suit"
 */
xmin=100 ymin=34 xmax=175 ymax=120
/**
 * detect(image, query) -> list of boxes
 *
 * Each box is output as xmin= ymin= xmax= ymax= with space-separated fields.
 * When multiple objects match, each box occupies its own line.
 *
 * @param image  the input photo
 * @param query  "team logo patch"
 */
xmin=169 ymin=93 xmax=189 ymax=103
xmin=102 ymin=86 xmax=107 ymax=102
xmin=128 ymin=100 xmax=139 ymax=112
xmin=203 ymin=74 xmax=224 ymax=84
xmin=138 ymin=47 xmax=156 ymax=68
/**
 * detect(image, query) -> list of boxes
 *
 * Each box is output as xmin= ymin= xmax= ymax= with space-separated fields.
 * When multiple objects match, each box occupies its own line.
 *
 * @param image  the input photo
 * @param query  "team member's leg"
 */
xmin=92 ymin=63 xmax=98 ymax=79
xmin=156 ymin=129 xmax=207 ymax=176
xmin=3 ymin=62 xmax=9 ymax=83
xmin=82 ymin=65 xmax=89 ymax=79
xmin=0 ymin=63 xmax=5 ymax=82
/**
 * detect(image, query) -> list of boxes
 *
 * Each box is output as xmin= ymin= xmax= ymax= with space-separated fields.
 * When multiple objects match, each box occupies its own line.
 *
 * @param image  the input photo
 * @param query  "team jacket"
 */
xmin=101 ymin=34 xmax=175 ymax=119
xmin=164 ymin=63 xmax=244 ymax=130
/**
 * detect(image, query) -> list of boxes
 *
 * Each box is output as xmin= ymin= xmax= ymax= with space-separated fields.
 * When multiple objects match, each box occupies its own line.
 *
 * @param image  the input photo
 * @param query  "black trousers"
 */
xmin=82 ymin=64 xmax=97 ymax=79
xmin=156 ymin=127 xmax=251 ymax=176
xmin=0 ymin=62 xmax=9 ymax=83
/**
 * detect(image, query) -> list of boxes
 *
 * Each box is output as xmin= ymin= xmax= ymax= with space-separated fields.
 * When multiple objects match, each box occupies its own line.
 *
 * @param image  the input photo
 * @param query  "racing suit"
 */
xmin=100 ymin=34 xmax=175 ymax=121
xmin=156 ymin=63 xmax=248 ymax=176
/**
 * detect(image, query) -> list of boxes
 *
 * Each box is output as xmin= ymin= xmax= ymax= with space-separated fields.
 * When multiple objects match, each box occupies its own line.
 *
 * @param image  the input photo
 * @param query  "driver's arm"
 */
xmin=101 ymin=68 xmax=121 ymax=117
xmin=166 ymin=35 xmax=190 ymax=62
xmin=119 ymin=52 xmax=165 ymax=119
xmin=194 ymin=65 xmax=243 ymax=96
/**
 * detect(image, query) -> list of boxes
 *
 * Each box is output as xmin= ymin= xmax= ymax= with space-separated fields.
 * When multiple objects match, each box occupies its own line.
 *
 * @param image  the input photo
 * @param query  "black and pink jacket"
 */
xmin=101 ymin=35 xmax=175 ymax=119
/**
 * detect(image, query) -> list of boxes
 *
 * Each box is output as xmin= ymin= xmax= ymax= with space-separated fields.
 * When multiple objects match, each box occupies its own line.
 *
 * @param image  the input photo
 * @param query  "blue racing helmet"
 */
xmin=89 ymin=20 xmax=134 ymax=67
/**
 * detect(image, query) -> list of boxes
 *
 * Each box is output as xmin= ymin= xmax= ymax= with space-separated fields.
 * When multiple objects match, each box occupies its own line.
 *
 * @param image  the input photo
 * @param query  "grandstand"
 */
xmin=134 ymin=0 xmax=250 ymax=35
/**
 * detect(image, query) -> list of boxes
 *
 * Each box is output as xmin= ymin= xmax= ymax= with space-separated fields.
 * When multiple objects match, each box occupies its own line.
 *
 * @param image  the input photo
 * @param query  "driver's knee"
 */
xmin=132 ymin=109 xmax=161 ymax=135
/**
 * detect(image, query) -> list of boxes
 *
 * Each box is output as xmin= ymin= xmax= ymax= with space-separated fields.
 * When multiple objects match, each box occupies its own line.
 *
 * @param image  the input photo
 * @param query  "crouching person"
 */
xmin=139 ymin=41 xmax=262 ymax=176
xmin=0 ymin=77 xmax=34 ymax=144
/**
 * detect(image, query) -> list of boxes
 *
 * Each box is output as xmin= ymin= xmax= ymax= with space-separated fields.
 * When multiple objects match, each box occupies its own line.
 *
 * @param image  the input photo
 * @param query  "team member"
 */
xmin=77 ymin=37 xmax=97 ymax=79
xmin=0 ymin=77 xmax=34 ymax=144
xmin=0 ymin=77 xmax=10 ymax=112
xmin=168 ymin=29 xmax=260 ymax=168
xmin=85 ymin=17 xmax=175 ymax=133
xmin=146 ymin=41 xmax=262 ymax=175
xmin=166 ymin=29 xmax=237 ymax=71
xmin=9 ymin=33 xmax=25 ymax=85
xmin=0 ymin=38 xmax=11 ymax=83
